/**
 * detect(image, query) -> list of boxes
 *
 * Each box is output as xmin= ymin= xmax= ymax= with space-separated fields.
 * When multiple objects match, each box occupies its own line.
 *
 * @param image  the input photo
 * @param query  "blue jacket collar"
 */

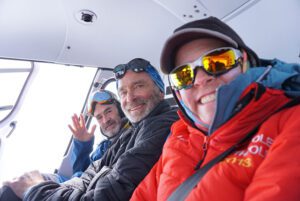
xmin=208 ymin=59 xmax=300 ymax=134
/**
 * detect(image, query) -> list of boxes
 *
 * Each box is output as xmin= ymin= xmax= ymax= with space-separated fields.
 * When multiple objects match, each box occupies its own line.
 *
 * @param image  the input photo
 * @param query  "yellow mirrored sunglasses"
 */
xmin=169 ymin=47 xmax=242 ymax=90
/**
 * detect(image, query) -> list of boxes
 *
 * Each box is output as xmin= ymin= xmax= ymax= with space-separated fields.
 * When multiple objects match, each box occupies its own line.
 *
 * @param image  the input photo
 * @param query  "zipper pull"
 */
xmin=194 ymin=137 xmax=208 ymax=170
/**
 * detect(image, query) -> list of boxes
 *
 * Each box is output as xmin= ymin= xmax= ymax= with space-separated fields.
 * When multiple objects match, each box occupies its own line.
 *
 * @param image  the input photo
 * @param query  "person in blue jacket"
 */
xmin=53 ymin=89 xmax=130 ymax=182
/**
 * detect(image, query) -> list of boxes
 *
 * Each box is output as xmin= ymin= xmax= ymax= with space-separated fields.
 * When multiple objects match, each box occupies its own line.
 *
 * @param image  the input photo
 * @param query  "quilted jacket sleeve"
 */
xmin=130 ymin=157 xmax=162 ymax=201
xmin=244 ymin=105 xmax=300 ymax=201
xmin=24 ymin=159 xmax=102 ymax=201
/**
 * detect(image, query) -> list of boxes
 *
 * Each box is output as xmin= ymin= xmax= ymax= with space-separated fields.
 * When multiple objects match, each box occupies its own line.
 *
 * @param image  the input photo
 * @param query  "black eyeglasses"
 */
xmin=113 ymin=58 xmax=150 ymax=79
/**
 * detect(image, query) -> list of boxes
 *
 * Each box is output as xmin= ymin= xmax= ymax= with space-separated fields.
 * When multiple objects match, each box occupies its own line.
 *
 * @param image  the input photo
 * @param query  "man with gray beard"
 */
xmin=4 ymin=58 xmax=178 ymax=201
xmin=49 ymin=89 xmax=130 ymax=182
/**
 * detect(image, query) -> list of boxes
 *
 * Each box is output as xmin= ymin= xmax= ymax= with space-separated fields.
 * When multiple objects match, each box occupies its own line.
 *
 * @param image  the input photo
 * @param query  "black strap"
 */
xmin=167 ymin=126 xmax=257 ymax=201
xmin=167 ymin=97 xmax=300 ymax=201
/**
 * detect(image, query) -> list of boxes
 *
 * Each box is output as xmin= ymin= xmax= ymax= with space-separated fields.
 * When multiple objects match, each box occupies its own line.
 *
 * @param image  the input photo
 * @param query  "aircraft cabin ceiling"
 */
xmin=0 ymin=0 xmax=299 ymax=69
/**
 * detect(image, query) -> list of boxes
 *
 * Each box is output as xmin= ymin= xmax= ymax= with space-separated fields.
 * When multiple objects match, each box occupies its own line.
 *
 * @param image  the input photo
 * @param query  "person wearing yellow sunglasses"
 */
xmin=131 ymin=17 xmax=300 ymax=201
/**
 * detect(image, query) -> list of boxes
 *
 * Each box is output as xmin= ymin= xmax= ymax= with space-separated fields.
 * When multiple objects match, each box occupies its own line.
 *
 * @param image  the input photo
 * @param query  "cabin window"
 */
xmin=0 ymin=59 xmax=32 ymax=121
xmin=0 ymin=62 xmax=96 ymax=183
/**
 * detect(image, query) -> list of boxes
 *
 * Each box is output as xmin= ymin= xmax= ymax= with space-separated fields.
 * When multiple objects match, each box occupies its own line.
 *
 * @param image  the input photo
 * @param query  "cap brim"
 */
xmin=160 ymin=28 xmax=239 ymax=74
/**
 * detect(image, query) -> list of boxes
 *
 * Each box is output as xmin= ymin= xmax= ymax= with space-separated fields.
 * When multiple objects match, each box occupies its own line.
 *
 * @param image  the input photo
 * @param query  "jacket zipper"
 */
xmin=194 ymin=137 xmax=208 ymax=170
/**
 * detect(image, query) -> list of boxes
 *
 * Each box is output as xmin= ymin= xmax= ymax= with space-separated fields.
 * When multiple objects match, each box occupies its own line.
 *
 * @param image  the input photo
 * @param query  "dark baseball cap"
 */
xmin=160 ymin=16 xmax=260 ymax=74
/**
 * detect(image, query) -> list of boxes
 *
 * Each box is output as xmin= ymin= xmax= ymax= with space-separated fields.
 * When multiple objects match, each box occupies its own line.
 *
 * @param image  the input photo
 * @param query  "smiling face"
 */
xmin=117 ymin=70 xmax=164 ymax=123
xmin=94 ymin=103 xmax=122 ymax=138
xmin=175 ymin=38 xmax=243 ymax=125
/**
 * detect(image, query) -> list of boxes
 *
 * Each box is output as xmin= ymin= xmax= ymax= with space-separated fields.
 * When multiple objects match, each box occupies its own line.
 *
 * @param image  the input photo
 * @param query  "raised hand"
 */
xmin=68 ymin=113 xmax=96 ymax=142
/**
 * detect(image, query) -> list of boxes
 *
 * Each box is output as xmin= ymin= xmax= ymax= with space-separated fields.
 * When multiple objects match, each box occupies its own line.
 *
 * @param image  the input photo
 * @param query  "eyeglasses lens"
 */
xmin=170 ymin=65 xmax=194 ymax=90
xmin=113 ymin=64 xmax=126 ymax=79
xmin=203 ymin=49 xmax=235 ymax=73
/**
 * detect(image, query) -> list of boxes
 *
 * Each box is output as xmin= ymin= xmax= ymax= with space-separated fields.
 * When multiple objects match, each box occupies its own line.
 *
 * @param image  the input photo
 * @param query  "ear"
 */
xmin=241 ymin=50 xmax=249 ymax=73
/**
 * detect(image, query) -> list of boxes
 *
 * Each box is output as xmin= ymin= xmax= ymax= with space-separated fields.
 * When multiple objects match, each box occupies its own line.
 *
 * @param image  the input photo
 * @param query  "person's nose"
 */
xmin=193 ymin=68 xmax=215 ymax=88
xmin=102 ymin=115 xmax=111 ymax=125
xmin=125 ymin=89 xmax=136 ymax=104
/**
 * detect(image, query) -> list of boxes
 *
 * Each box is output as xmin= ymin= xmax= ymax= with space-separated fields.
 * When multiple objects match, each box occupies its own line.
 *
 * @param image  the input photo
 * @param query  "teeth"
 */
xmin=201 ymin=93 xmax=216 ymax=104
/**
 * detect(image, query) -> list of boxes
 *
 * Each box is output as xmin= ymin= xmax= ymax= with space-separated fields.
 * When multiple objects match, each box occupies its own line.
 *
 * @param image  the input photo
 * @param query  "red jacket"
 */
xmin=131 ymin=83 xmax=300 ymax=201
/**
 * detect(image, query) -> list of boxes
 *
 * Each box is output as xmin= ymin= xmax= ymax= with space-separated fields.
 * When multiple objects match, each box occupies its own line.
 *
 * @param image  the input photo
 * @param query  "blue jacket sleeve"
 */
xmin=70 ymin=137 xmax=94 ymax=175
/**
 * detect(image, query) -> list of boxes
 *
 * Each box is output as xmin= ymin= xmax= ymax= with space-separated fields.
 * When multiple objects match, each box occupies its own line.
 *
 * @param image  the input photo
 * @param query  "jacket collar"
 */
xmin=179 ymin=83 xmax=291 ymax=145
xmin=211 ymin=59 xmax=300 ymax=133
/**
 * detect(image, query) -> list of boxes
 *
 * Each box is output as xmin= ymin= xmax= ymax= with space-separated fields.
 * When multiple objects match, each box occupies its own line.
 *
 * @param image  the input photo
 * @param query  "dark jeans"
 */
xmin=0 ymin=186 xmax=21 ymax=201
